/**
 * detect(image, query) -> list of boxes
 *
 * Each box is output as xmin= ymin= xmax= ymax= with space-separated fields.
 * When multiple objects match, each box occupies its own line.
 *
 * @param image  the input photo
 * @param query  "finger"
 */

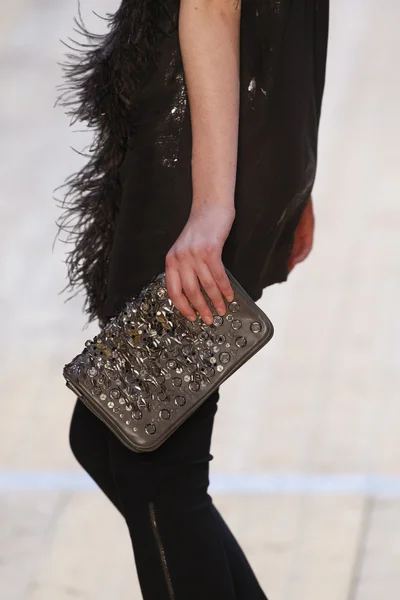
xmin=291 ymin=233 xmax=312 ymax=261
xmin=294 ymin=240 xmax=313 ymax=263
xmin=180 ymin=267 xmax=214 ymax=325
xmin=165 ymin=262 xmax=197 ymax=321
xmin=292 ymin=248 xmax=311 ymax=268
xmin=196 ymin=262 xmax=227 ymax=317
xmin=299 ymin=246 xmax=312 ymax=262
xmin=208 ymin=258 xmax=234 ymax=303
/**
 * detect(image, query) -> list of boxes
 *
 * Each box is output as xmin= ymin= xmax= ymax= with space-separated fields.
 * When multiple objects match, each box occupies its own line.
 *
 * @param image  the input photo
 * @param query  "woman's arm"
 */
xmin=165 ymin=0 xmax=241 ymax=325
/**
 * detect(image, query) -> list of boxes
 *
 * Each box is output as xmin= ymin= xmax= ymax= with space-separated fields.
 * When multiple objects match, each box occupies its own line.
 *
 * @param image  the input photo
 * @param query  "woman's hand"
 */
xmin=288 ymin=196 xmax=315 ymax=273
xmin=165 ymin=205 xmax=235 ymax=325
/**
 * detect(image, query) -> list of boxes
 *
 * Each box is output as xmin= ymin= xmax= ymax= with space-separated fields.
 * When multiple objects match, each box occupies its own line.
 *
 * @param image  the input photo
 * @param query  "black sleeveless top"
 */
xmin=57 ymin=0 xmax=329 ymax=326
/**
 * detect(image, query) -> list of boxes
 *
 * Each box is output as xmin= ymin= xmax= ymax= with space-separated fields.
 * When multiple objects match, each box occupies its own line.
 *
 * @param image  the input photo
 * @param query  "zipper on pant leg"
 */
xmin=149 ymin=501 xmax=175 ymax=600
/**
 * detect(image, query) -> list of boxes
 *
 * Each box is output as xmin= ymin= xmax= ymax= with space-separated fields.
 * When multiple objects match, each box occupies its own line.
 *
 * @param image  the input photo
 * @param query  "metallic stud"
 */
xmin=91 ymin=386 xmax=101 ymax=396
xmin=137 ymin=397 xmax=147 ymax=410
xmin=141 ymin=301 xmax=150 ymax=313
xmin=213 ymin=316 xmax=223 ymax=327
xmin=125 ymin=372 xmax=136 ymax=383
xmin=160 ymin=409 xmax=170 ymax=420
xmin=209 ymin=357 xmax=217 ymax=364
xmin=175 ymin=396 xmax=186 ymax=407
xmin=172 ymin=377 xmax=182 ymax=387
xmin=99 ymin=393 xmax=107 ymax=402
xmin=125 ymin=420 xmax=131 ymax=425
xmin=199 ymin=331 xmax=209 ymax=341
xmin=145 ymin=424 xmax=156 ymax=435
xmin=228 ymin=301 xmax=240 ymax=313
xmin=235 ymin=336 xmax=247 ymax=348
xmin=231 ymin=319 xmax=242 ymax=331
xmin=213 ymin=345 xmax=220 ymax=353
xmin=113 ymin=407 xmax=120 ymax=413
xmin=108 ymin=401 xmax=114 ymax=409
xmin=167 ymin=359 xmax=177 ymax=369
xmin=184 ymin=374 xmax=191 ymax=382
xmin=157 ymin=287 xmax=167 ymax=298
xmin=189 ymin=381 xmax=200 ymax=392
xmin=217 ymin=364 xmax=224 ymax=372
xmin=219 ymin=352 xmax=231 ymax=364
xmin=110 ymin=388 xmax=121 ymax=400
xmin=206 ymin=340 xmax=213 ymax=347
xmin=251 ymin=321 xmax=262 ymax=333
xmin=176 ymin=367 xmax=183 ymax=374
xmin=87 ymin=367 xmax=98 ymax=378
xmin=170 ymin=345 xmax=180 ymax=357
xmin=134 ymin=411 xmax=143 ymax=420
xmin=226 ymin=314 xmax=233 ymax=321
xmin=119 ymin=398 xmax=126 ymax=405
xmin=216 ymin=335 xmax=226 ymax=345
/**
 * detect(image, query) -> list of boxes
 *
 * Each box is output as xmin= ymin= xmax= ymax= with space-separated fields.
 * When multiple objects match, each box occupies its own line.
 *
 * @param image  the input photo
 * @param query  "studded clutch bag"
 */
xmin=63 ymin=270 xmax=274 ymax=452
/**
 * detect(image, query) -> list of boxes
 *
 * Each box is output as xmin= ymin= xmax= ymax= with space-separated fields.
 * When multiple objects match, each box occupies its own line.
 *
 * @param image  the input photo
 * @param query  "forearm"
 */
xmin=179 ymin=0 xmax=241 ymax=212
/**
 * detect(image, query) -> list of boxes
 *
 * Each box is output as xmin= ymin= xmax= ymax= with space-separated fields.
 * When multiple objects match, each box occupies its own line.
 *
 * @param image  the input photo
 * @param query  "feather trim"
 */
xmin=54 ymin=0 xmax=176 ymax=325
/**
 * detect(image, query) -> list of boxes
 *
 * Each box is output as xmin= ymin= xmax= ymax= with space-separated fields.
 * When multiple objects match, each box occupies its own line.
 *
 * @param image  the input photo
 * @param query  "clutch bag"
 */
xmin=63 ymin=270 xmax=274 ymax=452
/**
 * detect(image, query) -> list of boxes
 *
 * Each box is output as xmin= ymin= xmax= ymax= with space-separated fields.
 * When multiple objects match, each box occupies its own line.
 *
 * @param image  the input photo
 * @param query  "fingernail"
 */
xmin=187 ymin=315 xmax=196 ymax=322
xmin=204 ymin=316 xmax=213 ymax=325
xmin=217 ymin=307 xmax=226 ymax=316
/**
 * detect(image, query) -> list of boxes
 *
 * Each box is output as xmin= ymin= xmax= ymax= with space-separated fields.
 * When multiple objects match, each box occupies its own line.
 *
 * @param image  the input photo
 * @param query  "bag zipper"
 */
xmin=149 ymin=501 xmax=175 ymax=599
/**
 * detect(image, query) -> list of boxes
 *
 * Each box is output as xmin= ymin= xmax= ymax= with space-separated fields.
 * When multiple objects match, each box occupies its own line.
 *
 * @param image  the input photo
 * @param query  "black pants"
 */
xmin=69 ymin=390 xmax=268 ymax=599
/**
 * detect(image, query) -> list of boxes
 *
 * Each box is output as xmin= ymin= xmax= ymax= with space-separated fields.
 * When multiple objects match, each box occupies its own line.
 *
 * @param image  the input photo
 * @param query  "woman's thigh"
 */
xmin=69 ymin=398 xmax=122 ymax=511
xmin=108 ymin=389 xmax=220 ymax=505
xmin=69 ymin=389 xmax=220 ymax=509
